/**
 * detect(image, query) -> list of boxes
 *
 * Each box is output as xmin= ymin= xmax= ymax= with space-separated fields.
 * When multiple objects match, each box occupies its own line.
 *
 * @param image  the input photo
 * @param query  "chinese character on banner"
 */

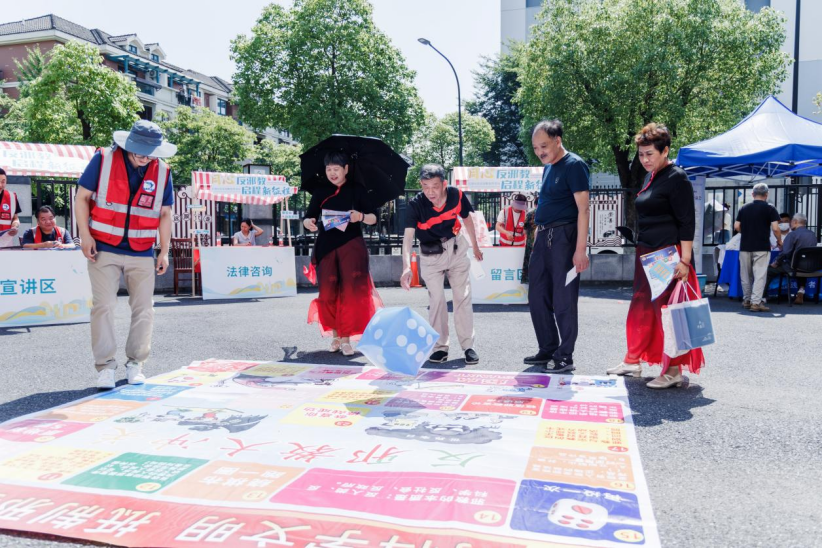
xmin=28 ymin=504 xmax=105 ymax=530
xmin=20 ymin=278 xmax=37 ymax=294
xmin=84 ymin=508 xmax=160 ymax=538
xmin=306 ymin=529 xmax=370 ymax=547
xmin=503 ymin=269 xmax=515 ymax=281
xmin=429 ymin=449 xmax=484 ymax=468
xmin=39 ymin=279 xmax=56 ymax=294
xmin=282 ymin=443 xmax=340 ymax=463
xmin=227 ymin=267 xmax=239 ymax=278
xmin=491 ymin=269 xmax=502 ymax=281
xmin=176 ymin=516 xmax=245 ymax=543
xmin=262 ymin=266 xmax=273 ymax=277
xmin=239 ymin=520 xmax=312 ymax=546
xmin=239 ymin=266 xmax=250 ymax=277
xmin=0 ymin=497 xmax=54 ymax=521
xmin=0 ymin=279 xmax=17 ymax=295
xmin=347 ymin=445 xmax=407 ymax=465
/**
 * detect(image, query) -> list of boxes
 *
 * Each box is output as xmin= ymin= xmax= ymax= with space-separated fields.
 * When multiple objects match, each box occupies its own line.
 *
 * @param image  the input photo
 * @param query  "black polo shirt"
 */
xmin=405 ymin=187 xmax=474 ymax=243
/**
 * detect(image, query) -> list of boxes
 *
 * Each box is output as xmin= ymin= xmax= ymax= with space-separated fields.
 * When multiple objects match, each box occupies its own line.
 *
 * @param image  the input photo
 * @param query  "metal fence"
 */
xmin=702 ymin=184 xmax=821 ymax=246
xmin=32 ymin=181 xmax=822 ymax=253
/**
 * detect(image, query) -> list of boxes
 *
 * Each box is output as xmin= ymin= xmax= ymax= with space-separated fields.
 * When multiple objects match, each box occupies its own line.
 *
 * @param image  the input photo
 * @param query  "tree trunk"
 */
xmin=78 ymin=109 xmax=92 ymax=142
xmin=613 ymin=146 xmax=648 ymax=235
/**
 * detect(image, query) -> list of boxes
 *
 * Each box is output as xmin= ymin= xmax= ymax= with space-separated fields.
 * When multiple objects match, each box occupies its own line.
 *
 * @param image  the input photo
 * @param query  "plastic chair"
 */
xmin=777 ymin=247 xmax=822 ymax=307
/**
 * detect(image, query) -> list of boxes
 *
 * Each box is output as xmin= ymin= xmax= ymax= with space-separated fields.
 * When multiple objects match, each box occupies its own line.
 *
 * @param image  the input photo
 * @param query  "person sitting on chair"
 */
xmin=21 ymin=206 xmax=75 ymax=249
xmin=233 ymin=219 xmax=263 ymax=246
xmin=767 ymin=213 xmax=818 ymax=305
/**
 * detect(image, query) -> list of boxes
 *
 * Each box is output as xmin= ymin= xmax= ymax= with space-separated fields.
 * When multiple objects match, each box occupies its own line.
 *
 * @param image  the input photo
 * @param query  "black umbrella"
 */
xmin=299 ymin=135 xmax=411 ymax=207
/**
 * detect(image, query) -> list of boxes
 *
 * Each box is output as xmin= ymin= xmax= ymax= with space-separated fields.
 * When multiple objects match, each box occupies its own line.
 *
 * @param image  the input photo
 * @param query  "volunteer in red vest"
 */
xmin=401 ymin=164 xmax=484 ymax=365
xmin=0 ymin=167 xmax=22 ymax=248
xmin=21 ymin=205 xmax=75 ymax=249
xmin=74 ymin=121 xmax=176 ymax=389
xmin=495 ymin=192 xmax=528 ymax=246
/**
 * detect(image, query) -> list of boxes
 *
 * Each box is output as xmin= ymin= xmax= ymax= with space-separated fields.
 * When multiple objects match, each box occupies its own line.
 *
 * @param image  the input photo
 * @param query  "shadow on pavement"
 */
xmin=0 ymin=387 xmax=103 ymax=423
xmin=624 ymin=376 xmax=716 ymax=427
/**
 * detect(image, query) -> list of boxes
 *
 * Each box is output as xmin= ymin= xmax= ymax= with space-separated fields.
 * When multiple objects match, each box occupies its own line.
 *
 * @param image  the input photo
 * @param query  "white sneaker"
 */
xmin=97 ymin=368 xmax=117 ymax=389
xmin=126 ymin=361 xmax=146 ymax=385
xmin=341 ymin=342 xmax=355 ymax=356
xmin=606 ymin=362 xmax=643 ymax=377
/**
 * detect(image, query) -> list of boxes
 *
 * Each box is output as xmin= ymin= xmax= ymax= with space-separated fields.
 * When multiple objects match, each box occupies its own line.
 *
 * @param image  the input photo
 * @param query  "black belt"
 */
xmin=536 ymin=221 xmax=574 ymax=231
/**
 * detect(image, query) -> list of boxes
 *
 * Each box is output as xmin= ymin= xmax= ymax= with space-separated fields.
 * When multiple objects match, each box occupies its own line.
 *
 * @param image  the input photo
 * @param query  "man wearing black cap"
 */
xmin=74 ymin=120 xmax=177 ymax=389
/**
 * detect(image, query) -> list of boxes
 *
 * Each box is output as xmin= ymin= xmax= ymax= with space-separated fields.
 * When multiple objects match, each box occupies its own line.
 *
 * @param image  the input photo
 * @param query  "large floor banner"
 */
xmin=0 ymin=250 xmax=92 ymax=328
xmin=0 ymin=360 xmax=659 ymax=547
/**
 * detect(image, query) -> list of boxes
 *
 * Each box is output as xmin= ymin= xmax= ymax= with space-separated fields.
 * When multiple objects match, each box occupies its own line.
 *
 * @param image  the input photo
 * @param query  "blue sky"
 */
xmin=1 ymin=0 xmax=501 ymax=117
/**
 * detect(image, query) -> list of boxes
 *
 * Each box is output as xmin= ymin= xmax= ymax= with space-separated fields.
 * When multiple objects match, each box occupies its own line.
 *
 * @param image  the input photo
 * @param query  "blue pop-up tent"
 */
xmin=676 ymin=96 xmax=822 ymax=180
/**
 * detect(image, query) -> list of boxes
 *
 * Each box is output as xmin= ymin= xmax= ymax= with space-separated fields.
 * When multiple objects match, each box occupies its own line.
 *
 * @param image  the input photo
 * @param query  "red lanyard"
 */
xmin=319 ymin=185 xmax=343 ymax=209
xmin=637 ymin=161 xmax=672 ymax=197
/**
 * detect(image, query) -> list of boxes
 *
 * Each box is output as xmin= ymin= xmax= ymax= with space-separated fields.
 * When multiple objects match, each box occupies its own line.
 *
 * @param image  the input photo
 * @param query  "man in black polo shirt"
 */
xmin=524 ymin=120 xmax=590 ymax=373
xmin=401 ymin=164 xmax=484 ymax=365
xmin=734 ymin=182 xmax=781 ymax=312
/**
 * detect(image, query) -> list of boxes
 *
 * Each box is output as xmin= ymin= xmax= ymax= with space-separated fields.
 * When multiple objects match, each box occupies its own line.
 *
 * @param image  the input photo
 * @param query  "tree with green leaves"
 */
xmin=231 ymin=0 xmax=424 ymax=150
xmin=518 ymin=0 xmax=790 ymax=194
xmin=0 ymin=92 xmax=27 ymax=142
xmin=253 ymin=139 xmax=301 ymax=186
xmin=14 ymin=46 xmax=47 ymax=90
xmin=159 ymin=106 xmax=256 ymax=182
xmin=467 ymin=48 xmax=528 ymax=166
xmin=23 ymin=41 xmax=143 ymax=146
xmin=404 ymin=110 xmax=495 ymax=187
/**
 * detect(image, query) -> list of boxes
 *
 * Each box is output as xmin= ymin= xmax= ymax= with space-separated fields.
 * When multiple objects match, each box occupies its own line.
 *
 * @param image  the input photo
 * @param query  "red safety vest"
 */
xmin=88 ymin=146 xmax=168 ymax=252
xmin=416 ymin=189 xmax=464 ymax=235
xmin=0 ymin=190 xmax=17 ymax=230
xmin=500 ymin=206 xmax=526 ymax=246
xmin=33 ymin=226 xmax=66 ymax=244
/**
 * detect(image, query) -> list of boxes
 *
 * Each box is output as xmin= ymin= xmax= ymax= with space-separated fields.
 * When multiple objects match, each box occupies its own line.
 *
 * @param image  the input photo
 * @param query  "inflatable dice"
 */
xmin=358 ymin=307 xmax=439 ymax=376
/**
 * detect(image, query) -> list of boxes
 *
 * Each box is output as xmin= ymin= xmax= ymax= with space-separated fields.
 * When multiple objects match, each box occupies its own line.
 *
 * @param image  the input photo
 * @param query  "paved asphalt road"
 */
xmin=1 ymin=285 xmax=820 ymax=548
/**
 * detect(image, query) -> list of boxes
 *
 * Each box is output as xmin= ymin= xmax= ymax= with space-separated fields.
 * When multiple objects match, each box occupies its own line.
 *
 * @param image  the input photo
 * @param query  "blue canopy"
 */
xmin=675 ymin=96 xmax=822 ymax=180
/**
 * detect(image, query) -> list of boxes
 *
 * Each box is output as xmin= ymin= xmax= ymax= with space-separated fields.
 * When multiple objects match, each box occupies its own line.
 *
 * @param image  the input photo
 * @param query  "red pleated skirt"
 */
xmin=624 ymin=245 xmax=705 ymax=374
xmin=307 ymin=237 xmax=383 ymax=341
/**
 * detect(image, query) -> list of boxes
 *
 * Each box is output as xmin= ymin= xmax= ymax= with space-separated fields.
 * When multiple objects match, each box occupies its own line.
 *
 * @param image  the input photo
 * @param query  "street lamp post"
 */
xmin=418 ymin=38 xmax=463 ymax=167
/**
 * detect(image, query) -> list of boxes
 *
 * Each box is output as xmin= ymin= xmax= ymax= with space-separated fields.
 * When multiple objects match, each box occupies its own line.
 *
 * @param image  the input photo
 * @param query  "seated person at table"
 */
xmin=233 ymin=218 xmax=263 ymax=246
xmin=766 ymin=213 xmax=818 ymax=304
xmin=770 ymin=212 xmax=792 ymax=250
xmin=495 ymin=192 xmax=529 ymax=246
xmin=21 ymin=206 xmax=75 ymax=249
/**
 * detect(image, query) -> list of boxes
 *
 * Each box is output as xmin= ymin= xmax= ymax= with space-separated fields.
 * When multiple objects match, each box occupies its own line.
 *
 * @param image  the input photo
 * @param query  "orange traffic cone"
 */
xmin=410 ymin=252 xmax=422 ymax=288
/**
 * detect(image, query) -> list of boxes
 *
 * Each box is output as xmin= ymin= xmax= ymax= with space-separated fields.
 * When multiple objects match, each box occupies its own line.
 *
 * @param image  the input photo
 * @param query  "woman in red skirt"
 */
xmin=607 ymin=123 xmax=704 ymax=389
xmin=303 ymin=151 xmax=383 ymax=356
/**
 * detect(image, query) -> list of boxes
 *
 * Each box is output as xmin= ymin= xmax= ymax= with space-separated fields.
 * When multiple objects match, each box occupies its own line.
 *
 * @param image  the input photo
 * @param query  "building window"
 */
xmin=217 ymin=99 xmax=227 ymax=116
xmin=151 ymin=54 xmax=159 ymax=62
xmin=129 ymin=45 xmax=138 ymax=54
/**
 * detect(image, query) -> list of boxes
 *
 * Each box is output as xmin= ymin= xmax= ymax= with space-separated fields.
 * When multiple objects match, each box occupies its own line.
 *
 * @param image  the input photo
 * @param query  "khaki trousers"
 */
xmin=739 ymin=251 xmax=770 ymax=305
xmin=88 ymin=252 xmax=156 ymax=371
xmin=419 ymin=235 xmax=475 ymax=352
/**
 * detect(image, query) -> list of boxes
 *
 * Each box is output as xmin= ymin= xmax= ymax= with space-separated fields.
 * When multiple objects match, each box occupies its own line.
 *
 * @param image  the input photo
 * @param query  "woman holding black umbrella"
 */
xmin=303 ymin=151 xmax=383 ymax=356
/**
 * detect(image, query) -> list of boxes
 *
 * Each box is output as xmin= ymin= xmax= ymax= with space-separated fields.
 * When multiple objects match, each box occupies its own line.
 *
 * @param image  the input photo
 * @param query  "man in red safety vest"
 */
xmin=0 ymin=167 xmax=22 ymax=247
xmin=74 ymin=121 xmax=177 ymax=389
xmin=495 ymin=192 xmax=529 ymax=246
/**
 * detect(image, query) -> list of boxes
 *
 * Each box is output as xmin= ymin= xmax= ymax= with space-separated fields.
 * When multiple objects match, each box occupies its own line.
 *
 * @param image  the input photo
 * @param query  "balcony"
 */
xmin=176 ymin=92 xmax=193 ymax=107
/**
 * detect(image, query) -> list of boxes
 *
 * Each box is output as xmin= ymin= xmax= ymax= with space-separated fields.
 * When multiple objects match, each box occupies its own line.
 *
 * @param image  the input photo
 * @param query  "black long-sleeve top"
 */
xmin=305 ymin=181 xmax=376 ymax=264
xmin=634 ymin=163 xmax=695 ymax=248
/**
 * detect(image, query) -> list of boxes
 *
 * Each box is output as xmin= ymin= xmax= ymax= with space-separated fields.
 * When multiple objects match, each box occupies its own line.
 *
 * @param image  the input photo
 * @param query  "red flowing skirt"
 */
xmin=307 ymin=237 xmax=383 ymax=340
xmin=624 ymin=245 xmax=705 ymax=374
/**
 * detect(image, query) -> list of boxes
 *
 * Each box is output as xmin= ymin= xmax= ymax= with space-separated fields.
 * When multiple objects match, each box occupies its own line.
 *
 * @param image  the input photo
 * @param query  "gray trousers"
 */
xmin=739 ymin=251 xmax=770 ymax=305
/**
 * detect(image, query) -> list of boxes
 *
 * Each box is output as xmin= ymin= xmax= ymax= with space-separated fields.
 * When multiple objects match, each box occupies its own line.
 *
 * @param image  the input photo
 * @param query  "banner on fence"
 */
xmin=193 ymin=171 xmax=297 ymax=205
xmin=0 ymin=141 xmax=96 ymax=178
xmin=452 ymin=167 xmax=544 ymax=193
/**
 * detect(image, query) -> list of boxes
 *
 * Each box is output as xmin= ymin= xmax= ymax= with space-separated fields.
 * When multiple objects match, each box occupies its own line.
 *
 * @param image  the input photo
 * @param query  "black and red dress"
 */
xmin=305 ymin=181 xmax=383 ymax=340
xmin=625 ymin=163 xmax=704 ymax=374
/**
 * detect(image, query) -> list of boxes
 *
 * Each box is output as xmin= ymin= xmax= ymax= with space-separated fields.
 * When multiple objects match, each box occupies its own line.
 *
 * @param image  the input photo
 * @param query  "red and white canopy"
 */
xmin=0 ymin=141 xmax=96 ymax=178
xmin=452 ymin=166 xmax=544 ymax=193
xmin=192 ymin=171 xmax=297 ymax=205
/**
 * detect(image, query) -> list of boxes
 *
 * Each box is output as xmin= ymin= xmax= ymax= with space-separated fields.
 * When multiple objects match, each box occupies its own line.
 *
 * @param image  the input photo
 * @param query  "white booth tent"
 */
xmin=675 ymin=96 xmax=823 ymax=272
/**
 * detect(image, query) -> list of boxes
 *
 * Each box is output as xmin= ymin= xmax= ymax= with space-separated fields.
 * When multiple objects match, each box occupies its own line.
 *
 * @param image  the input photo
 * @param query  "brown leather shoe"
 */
xmin=750 ymin=303 xmax=771 ymax=312
xmin=794 ymin=293 xmax=804 ymax=305
xmin=742 ymin=300 xmax=752 ymax=309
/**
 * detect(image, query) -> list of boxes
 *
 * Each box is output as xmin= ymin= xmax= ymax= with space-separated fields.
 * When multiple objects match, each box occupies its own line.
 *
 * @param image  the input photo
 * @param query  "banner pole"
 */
xmin=286 ymin=197 xmax=293 ymax=247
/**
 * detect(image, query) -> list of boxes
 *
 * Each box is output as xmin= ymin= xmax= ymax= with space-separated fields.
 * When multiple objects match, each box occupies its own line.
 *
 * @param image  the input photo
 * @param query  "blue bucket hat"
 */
xmin=113 ymin=120 xmax=177 ymax=158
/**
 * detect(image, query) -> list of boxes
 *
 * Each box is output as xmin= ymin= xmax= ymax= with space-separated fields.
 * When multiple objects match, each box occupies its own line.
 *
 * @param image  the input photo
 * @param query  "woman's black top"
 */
xmin=634 ymin=163 xmax=695 ymax=248
xmin=305 ymin=181 xmax=376 ymax=264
